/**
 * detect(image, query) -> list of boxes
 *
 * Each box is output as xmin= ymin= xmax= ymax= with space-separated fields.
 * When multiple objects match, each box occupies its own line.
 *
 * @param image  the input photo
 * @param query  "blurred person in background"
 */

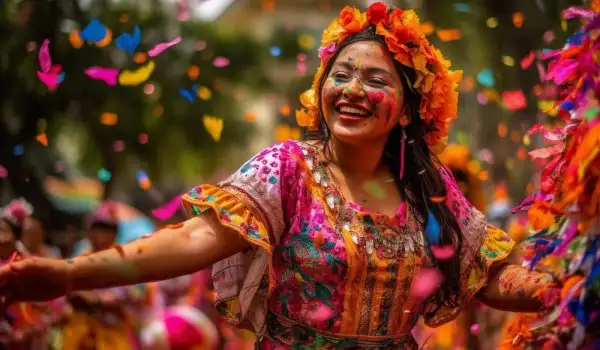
xmin=60 ymin=203 xmax=151 ymax=350
xmin=19 ymin=214 xmax=61 ymax=258
xmin=0 ymin=4 xmax=561 ymax=349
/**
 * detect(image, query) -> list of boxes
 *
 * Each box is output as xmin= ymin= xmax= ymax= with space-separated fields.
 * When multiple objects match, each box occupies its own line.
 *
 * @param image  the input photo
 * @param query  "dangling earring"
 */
xmin=400 ymin=128 xmax=407 ymax=180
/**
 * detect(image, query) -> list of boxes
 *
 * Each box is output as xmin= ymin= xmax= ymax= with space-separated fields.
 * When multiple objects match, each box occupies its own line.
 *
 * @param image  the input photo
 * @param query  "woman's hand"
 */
xmin=0 ymin=257 xmax=71 ymax=306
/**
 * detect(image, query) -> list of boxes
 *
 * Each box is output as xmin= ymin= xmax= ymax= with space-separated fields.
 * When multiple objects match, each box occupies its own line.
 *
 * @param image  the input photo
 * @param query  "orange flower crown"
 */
xmin=295 ymin=2 xmax=463 ymax=147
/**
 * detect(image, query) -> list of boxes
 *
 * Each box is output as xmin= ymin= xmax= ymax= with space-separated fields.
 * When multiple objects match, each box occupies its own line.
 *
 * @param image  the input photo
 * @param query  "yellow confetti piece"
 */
xmin=538 ymin=100 xmax=558 ymax=116
xmin=95 ymin=28 xmax=113 ymax=48
xmin=502 ymin=55 xmax=515 ymax=67
xmin=505 ymin=157 xmax=515 ymax=170
xmin=291 ymin=127 xmax=301 ymax=140
xmin=197 ymin=86 xmax=212 ymax=100
xmin=523 ymin=134 xmax=531 ymax=146
xmin=436 ymin=29 xmax=462 ymax=42
xmin=467 ymin=160 xmax=481 ymax=174
xmin=69 ymin=31 xmax=83 ymax=49
xmin=297 ymin=34 xmax=315 ymax=50
xmin=561 ymin=19 xmax=567 ymax=32
xmin=203 ymin=115 xmax=223 ymax=141
xmin=486 ymin=17 xmax=498 ymax=28
xmin=36 ymin=133 xmax=48 ymax=147
xmin=118 ymin=61 xmax=155 ymax=86
xmin=100 ymin=112 xmax=118 ymax=126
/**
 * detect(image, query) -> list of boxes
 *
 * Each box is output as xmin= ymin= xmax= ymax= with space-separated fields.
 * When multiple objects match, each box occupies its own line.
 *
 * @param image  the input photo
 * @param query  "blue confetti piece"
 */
xmin=560 ymin=101 xmax=574 ymax=111
xmin=425 ymin=210 xmax=441 ymax=245
xmin=56 ymin=72 xmax=66 ymax=84
xmin=179 ymin=84 xmax=198 ymax=103
xmin=270 ymin=46 xmax=281 ymax=57
xmin=97 ymin=168 xmax=112 ymax=182
xmin=453 ymin=3 xmax=472 ymax=13
xmin=116 ymin=26 xmax=141 ymax=55
xmin=80 ymin=19 xmax=108 ymax=43
xmin=476 ymin=69 xmax=495 ymax=88
xmin=13 ymin=144 xmax=24 ymax=156
xmin=136 ymin=170 xmax=148 ymax=182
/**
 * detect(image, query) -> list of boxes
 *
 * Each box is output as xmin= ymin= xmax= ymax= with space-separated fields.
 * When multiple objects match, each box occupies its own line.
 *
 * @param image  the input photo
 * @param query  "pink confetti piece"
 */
xmin=543 ymin=30 xmax=555 ymax=43
xmin=430 ymin=245 xmax=455 ymax=260
xmin=39 ymin=39 xmax=51 ymax=73
xmin=113 ymin=140 xmax=125 ymax=152
xmin=213 ymin=56 xmax=230 ymax=68
xmin=410 ymin=267 xmax=442 ymax=300
xmin=0 ymin=165 xmax=7 ymax=178
xmin=151 ymin=195 xmax=183 ymax=220
xmin=37 ymin=71 xmax=62 ymax=90
xmin=147 ymin=36 xmax=182 ymax=57
xmin=470 ymin=323 xmax=480 ymax=335
xmin=84 ymin=67 xmax=120 ymax=86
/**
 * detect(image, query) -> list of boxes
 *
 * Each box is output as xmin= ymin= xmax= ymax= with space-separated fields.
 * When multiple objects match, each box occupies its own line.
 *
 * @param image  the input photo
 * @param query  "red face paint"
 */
xmin=367 ymin=90 xmax=385 ymax=104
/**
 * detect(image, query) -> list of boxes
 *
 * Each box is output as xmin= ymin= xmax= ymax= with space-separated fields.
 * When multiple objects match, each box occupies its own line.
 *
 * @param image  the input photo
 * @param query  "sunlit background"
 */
xmin=1 ymin=0 xmax=577 ymax=240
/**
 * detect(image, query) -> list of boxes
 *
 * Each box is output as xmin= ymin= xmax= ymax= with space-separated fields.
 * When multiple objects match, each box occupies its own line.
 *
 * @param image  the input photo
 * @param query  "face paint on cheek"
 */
xmin=367 ymin=90 xmax=385 ymax=104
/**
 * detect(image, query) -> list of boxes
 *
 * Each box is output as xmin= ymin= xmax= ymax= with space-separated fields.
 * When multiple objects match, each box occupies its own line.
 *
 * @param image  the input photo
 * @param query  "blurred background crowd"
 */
xmin=0 ymin=0 xmax=582 ymax=349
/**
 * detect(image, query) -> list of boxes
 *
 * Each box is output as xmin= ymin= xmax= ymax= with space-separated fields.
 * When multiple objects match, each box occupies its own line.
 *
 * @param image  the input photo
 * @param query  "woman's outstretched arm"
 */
xmin=0 ymin=211 xmax=250 ymax=304
xmin=476 ymin=262 xmax=557 ymax=312
xmin=70 ymin=211 xmax=250 ymax=291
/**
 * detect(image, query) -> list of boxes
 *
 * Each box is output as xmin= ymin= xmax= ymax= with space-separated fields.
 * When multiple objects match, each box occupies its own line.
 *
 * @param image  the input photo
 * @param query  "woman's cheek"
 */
xmin=322 ymin=79 xmax=344 ymax=105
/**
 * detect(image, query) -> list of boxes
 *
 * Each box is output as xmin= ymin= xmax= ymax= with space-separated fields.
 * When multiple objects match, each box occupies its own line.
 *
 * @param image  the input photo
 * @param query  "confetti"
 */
xmin=298 ymin=35 xmax=315 ymax=50
xmin=38 ymin=39 xmax=51 ymax=73
xmin=115 ymin=26 xmax=141 ymax=55
xmin=0 ymin=165 xmax=7 ymax=178
xmin=187 ymin=65 xmax=200 ymax=80
xmin=37 ymin=39 xmax=64 ymax=90
xmin=476 ymin=69 xmax=495 ymax=87
xmin=270 ymin=46 xmax=281 ymax=57
xmin=363 ymin=181 xmax=386 ymax=198
xmin=118 ymin=61 xmax=155 ymax=86
xmin=213 ymin=57 xmax=230 ymax=68
xmin=37 ymin=71 xmax=65 ymax=90
xmin=85 ymin=67 xmax=120 ymax=86
xmin=244 ymin=111 xmax=257 ymax=121
xmin=138 ymin=133 xmax=149 ymax=144
xmin=502 ymin=56 xmax=515 ymax=67
xmin=147 ymin=36 xmax=182 ymax=57
xmin=13 ymin=144 xmax=24 ymax=156
xmin=512 ymin=12 xmax=524 ymax=28
xmin=133 ymin=52 xmax=147 ymax=64
xmin=100 ymin=112 xmax=118 ymax=126
xmin=453 ymin=3 xmax=472 ymax=13
xmin=137 ymin=170 xmax=151 ymax=190
xmin=543 ymin=30 xmax=555 ymax=43
xmin=410 ymin=267 xmax=443 ymax=299
xmin=486 ymin=17 xmax=498 ymax=28
xmin=194 ymin=41 xmax=207 ymax=51
xmin=97 ymin=168 xmax=112 ymax=182
xmin=113 ymin=140 xmax=125 ymax=152
xmin=520 ymin=51 xmax=535 ymax=70
xmin=197 ymin=86 xmax=212 ymax=100
xmin=430 ymin=244 xmax=455 ymax=260
xmin=203 ymin=116 xmax=223 ymax=141
xmin=69 ymin=31 xmax=83 ymax=48
xmin=280 ymin=104 xmax=291 ymax=116
xmin=80 ymin=19 xmax=110 ymax=44
xmin=470 ymin=324 xmax=480 ymax=336
xmin=179 ymin=84 xmax=198 ymax=103
xmin=424 ymin=211 xmax=441 ymax=244
xmin=143 ymin=83 xmax=155 ymax=95
xmin=36 ymin=133 xmax=48 ymax=147
xmin=436 ymin=29 xmax=462 ymax=42
xmin=152 ymin=196 xmax=182 ymax=220
xmin=502 ymin=89 xmax=527 ymax=111
xmin=498 ymin=122 xmax=508 ymax=137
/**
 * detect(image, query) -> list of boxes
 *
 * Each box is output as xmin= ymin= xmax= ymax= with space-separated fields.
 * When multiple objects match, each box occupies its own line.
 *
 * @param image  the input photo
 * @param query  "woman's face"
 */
xmin=320 ymin=41 xmax=405 ymax=144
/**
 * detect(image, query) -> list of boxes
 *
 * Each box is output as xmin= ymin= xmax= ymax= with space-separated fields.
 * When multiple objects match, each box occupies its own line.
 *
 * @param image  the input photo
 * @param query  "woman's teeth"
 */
xmin=338 ymin=106 xmax=369 ymax=116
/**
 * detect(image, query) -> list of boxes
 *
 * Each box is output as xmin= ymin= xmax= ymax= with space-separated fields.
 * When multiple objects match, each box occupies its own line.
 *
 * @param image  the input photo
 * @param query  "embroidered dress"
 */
xmin=181 ymin=141 xmax=515 ymax=349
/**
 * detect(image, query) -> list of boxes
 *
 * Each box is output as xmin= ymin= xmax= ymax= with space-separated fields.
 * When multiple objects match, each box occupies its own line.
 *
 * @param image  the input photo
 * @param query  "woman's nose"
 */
xmin=343 ymin=78 xmax=366 ymax=99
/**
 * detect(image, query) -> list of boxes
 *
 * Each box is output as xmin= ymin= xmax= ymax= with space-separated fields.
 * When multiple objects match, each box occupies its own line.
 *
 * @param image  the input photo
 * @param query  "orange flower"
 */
xmin=338 ymin=6 xmax=366 ymax=33
xmin=367 ymin=2 xmax=388 ymax=25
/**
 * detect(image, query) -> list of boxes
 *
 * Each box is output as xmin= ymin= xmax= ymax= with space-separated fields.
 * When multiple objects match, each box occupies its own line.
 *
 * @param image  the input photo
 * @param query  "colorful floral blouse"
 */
xmin=181 ymin=141 xmax=515 ymax=349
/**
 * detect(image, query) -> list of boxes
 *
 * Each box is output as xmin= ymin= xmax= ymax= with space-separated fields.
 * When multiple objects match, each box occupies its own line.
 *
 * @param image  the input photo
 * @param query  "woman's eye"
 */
xmin=369 ymin=79 xmax=387 ymax=86
xmin=332 ymin=72 xmax=350 ymax=81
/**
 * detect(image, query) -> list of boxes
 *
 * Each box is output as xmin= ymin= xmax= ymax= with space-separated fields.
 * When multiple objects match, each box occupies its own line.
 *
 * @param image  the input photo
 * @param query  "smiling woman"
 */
xmin=0 ymin=3 xmax=559 ymax=350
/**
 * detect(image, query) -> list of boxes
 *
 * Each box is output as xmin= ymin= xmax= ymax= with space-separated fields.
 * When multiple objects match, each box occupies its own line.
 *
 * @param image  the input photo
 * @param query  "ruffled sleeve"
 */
xmin=424 ymin=166 xmax=515 ymax=327
xmin=181 ymin=141 xmax=302 ymax=335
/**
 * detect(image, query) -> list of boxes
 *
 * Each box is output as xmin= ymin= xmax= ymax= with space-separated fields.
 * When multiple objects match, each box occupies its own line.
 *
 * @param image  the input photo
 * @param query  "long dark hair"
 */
xmin=305 ymin=26 xmax=464 ymax=313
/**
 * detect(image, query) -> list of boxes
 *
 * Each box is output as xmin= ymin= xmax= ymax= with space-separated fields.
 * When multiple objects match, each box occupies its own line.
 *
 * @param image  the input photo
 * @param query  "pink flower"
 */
xmin=318 ymin=43 xmax=336 ymax=62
